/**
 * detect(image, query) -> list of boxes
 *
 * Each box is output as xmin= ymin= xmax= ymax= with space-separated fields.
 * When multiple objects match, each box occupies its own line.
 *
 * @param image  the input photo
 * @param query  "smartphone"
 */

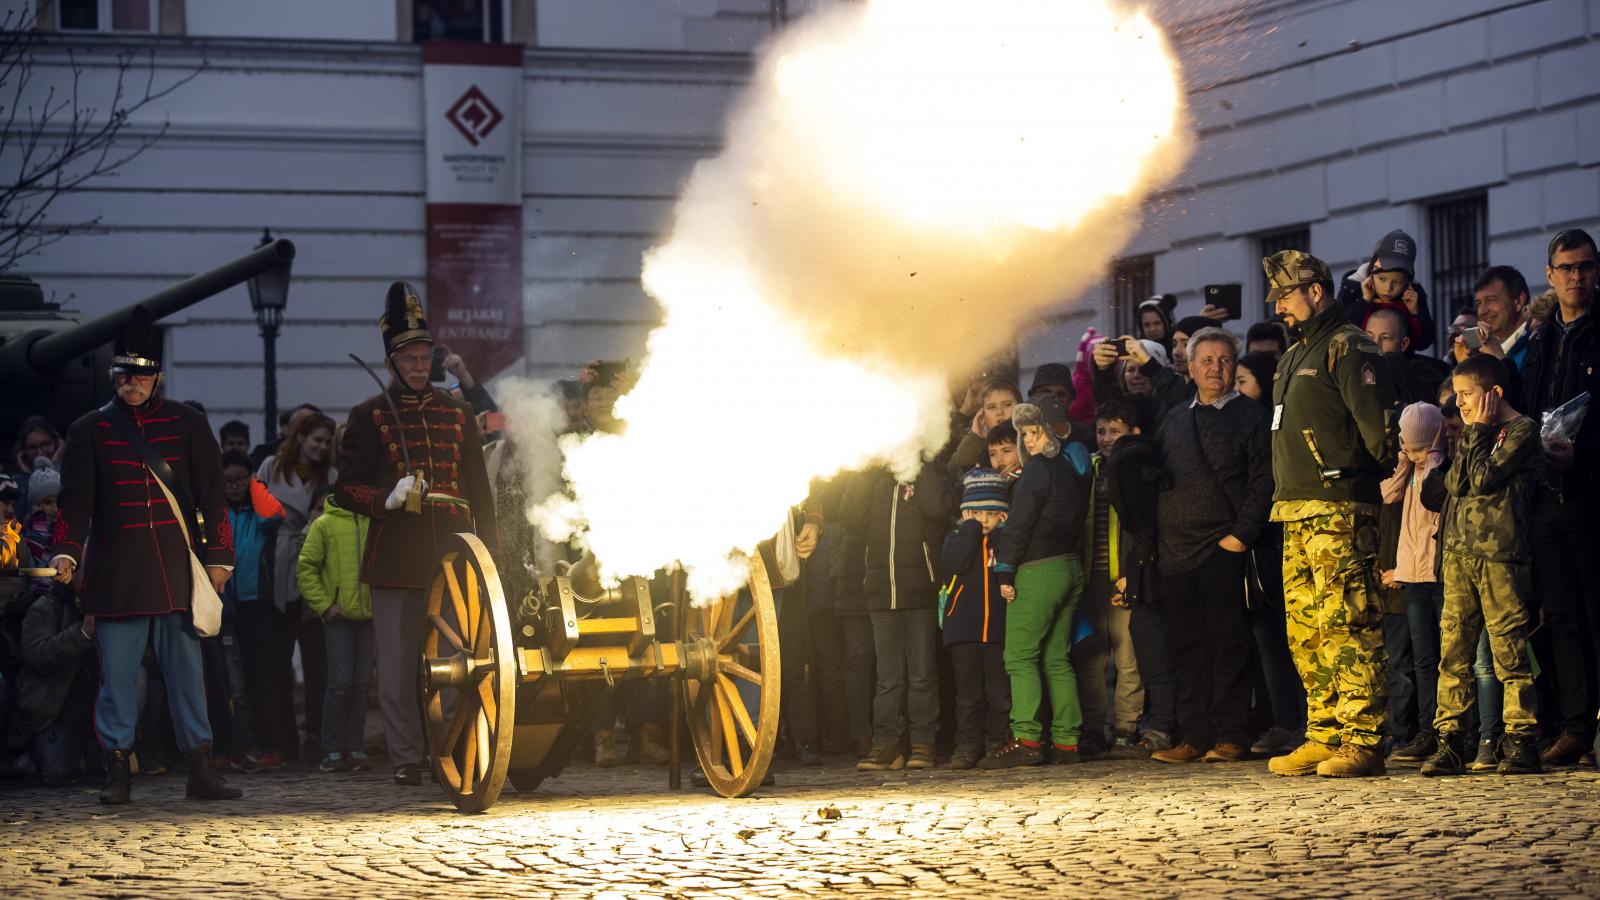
xmin=1462 ymin=326 xmax=1483 ymax=351
xmin=1205 ymin=283 xmax=1243 ymax=321
xmin=481 ymin=411 xmax=507 ymax=433
xmin=429 ymin=345 xmax=447 ymax=383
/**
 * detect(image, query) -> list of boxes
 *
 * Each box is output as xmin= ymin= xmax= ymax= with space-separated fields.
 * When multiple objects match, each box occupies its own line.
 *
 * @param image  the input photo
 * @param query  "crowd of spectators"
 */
xmin=0 ymin=225 xmax=1596 ymax=791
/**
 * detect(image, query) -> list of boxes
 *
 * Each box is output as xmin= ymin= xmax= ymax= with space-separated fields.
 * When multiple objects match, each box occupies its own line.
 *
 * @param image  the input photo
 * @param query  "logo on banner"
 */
xmin=445 ymin=86 xmax=504 ymax=147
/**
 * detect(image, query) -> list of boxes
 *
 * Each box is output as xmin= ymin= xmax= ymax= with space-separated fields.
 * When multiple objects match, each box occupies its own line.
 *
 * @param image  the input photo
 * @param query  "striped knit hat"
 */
xmin=960 ymin=468 xmax=1010 ymax=512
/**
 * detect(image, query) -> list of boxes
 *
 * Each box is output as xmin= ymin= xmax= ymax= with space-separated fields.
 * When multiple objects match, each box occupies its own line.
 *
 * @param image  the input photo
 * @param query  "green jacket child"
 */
xmin=297 ymin=496 xmax=373 ymax=622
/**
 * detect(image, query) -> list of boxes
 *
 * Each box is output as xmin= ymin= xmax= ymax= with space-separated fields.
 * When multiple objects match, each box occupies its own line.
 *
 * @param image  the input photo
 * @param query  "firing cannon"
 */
xmin=418 ymin=534 xmax=780 ymax=812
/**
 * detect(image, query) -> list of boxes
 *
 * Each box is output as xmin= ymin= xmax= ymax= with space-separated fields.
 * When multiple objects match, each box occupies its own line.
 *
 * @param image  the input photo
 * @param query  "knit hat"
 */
xmin=1399 ymin=402 xmax=1444 ymax=451
xmin=960 ymin=468 xmax=1010 ymax=513
xmin=1010 ymin=403 xmax=1060 ymax=464
xmin=1172 ymin=315 xmax=1215 ymax=341
xmin=25 ymin=462 xmax=61 ymax=504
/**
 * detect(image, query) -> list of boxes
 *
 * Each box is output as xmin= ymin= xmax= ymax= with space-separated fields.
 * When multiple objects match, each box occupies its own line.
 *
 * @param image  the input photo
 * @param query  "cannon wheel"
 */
xmin=681 ymin=554 xmax=780 ymax=798
xmin=421 ymin=532 xmax=517 ymax=813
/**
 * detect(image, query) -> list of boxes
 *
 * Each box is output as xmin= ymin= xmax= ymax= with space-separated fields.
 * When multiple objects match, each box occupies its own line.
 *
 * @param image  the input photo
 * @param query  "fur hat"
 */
xmin=960 ymin=468 xmax=1010 ymax=513
xmin=1010 ymin=403 xmax=1060 ymax=464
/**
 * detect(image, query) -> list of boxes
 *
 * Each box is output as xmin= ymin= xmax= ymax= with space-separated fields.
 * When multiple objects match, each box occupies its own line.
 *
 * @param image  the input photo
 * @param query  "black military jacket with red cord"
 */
xmin=51 ymin=395 xmax=234 ymax=617
xmin=336 ymin=383 xmax=497 ymax=589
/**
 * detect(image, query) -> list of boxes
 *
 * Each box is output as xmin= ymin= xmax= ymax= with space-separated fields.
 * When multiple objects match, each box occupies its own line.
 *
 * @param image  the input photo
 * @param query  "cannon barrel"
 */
xmin=0 ymin=238 xmax=296 ymax=382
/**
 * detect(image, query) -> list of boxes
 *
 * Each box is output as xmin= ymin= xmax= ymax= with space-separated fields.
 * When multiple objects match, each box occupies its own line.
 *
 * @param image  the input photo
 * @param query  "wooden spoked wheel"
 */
xmin=680 ymin=553 xmax=780 ymax=798
xmin=421 ymin=533 xmax=517 ymax=813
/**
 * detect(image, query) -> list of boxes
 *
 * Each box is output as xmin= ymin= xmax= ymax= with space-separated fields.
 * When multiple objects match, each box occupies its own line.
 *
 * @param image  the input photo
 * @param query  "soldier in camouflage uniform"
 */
xmin=1262 ymin=250 xmax=1397 ymax=778
xmin=1421 ymin=354 xmax=1543 ymax=776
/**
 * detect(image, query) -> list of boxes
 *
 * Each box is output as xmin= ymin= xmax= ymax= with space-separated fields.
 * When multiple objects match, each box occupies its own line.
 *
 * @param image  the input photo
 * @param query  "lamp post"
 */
xmin=247 ymin=228 xmax=291 ymax=443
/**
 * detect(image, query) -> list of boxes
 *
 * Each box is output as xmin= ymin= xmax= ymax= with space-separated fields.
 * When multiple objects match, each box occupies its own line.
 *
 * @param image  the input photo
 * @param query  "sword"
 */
xmin=349 ymin=353 xmax=425 ymax=514
xmin=1 ymin=567 xmax=57 ymax=578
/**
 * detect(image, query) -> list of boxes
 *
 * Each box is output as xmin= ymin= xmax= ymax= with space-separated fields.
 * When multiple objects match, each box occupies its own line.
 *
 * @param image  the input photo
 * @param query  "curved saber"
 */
xmin=349 ymin=353 xmax=424 ymax=513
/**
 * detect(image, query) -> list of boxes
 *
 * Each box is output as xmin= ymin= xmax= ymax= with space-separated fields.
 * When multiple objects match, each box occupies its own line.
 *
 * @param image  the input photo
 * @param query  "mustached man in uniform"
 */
xmin=335 ymin=283 xmax=497 ymax=786
xmin=50 ymin=309 xmax=241 ymax=804
xmin=1262 ymin=250 xmax=1398 ymax=778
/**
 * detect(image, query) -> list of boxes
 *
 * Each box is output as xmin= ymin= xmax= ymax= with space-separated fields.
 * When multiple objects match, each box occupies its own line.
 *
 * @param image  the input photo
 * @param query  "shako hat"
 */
xmin=111 ymin=305 xmax=162 ymax=376
xmin=381 ymin=281 xmax=432 ymax=356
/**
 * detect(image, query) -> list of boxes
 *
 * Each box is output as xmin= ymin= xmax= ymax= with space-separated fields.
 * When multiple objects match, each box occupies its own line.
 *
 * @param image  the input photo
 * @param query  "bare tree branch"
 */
xmin=0 ymin=9 xmax=205 ymax=271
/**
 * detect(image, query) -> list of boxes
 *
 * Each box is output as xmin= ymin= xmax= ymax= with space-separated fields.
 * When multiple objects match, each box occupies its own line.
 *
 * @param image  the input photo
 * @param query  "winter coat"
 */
xmin=1521 ymin=305 xmax=1600 ymax=506
xmin=51 ymin=395 xmax=234 ymax=618
xmin=938 ymin=519 xmax=1005 ymax=645
xmin=994 ymin=445 xmax=1090 ymax=585
xmin=837 ymin=464 xmax=955 ymax=612
xmin=226 ymin=478 xmax=285 ymax=606
xmin=1155 ymin=395 xmax=1273 ymax=576
xmin=297 ymin=499 xmax=374 ymax=622
xmin=1443 ymin=417 xmax=1542 ymax=564
xmin=1380 ymin=449 xmax=1445 ymax=584
xmin=258 ymin=457 xmax=334 ymax=611
xmin=7 ymin=590 xmax=95 ymax=752
xmin=1340 ymin=268 xmax=1436 ymax=354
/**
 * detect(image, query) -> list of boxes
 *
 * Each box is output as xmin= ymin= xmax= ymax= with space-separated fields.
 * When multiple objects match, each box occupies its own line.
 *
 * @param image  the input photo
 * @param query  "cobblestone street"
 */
xmin=3 ymin=756 xmax=1598 ymax=897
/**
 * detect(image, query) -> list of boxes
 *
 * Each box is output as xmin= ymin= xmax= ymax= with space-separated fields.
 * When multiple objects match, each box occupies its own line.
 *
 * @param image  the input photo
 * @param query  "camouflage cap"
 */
xmin=1263 ymin=249 xmax=1331 ymax=304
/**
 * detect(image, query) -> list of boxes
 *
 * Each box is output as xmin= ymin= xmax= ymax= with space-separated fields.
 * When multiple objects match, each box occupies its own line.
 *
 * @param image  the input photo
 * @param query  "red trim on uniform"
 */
xmin=150 ymin=435 xmax=179 ymax=443
xmin=109 ymin=460 xmax=143 ymax=467
xmin=105 ymin=440 xmax=129 ymax=446
xmin=118 ymin=498 xmax=169 ymax=507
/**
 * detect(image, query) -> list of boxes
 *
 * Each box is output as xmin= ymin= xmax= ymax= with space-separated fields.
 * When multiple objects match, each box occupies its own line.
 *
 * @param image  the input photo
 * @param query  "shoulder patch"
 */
xmin=1361 ymin=362 xmax=1377 ymax=386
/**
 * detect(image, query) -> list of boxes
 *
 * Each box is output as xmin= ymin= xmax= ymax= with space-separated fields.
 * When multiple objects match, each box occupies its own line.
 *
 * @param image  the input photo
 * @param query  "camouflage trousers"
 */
xmin=1281 ymin=512 xmax=1389 ymax=748
xmin=1435 ymin=553 xmax=1537 ymax=736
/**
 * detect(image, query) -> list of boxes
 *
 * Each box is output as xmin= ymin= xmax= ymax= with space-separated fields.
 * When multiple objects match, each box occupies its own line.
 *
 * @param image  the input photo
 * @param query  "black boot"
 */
xmin=99 ymin=749 xmax=132 ymax=805
xmin=185 ymin=744 xmax=243 ymax=800
xmin=1419 ymin=731 xmax=1465 ymax=777
xmin=1497 ymin=733 xmax=1542 ymax=775
xmin=1389 ymin=729 xmax=1437 ymax=763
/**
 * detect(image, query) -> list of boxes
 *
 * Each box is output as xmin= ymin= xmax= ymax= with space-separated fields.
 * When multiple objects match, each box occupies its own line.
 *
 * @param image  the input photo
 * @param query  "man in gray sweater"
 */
xmin=1149 ymin=327 xmax=1274 ymax=764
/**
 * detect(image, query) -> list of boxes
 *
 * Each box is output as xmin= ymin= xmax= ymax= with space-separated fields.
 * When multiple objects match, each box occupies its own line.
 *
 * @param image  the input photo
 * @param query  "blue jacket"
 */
xmin=226 ymin=479 xmax=284 ymax=606
xmin=938 ymin=519 xmax=1005 ymax=645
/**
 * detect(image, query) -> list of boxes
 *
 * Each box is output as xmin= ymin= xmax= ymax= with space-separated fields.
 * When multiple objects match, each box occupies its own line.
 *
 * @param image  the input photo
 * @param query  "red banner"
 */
xmin=423 ymin=42 xmax=524 ymax=382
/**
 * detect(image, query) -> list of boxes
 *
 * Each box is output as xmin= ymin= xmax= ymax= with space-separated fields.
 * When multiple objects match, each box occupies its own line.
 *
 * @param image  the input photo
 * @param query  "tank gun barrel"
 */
xmin=1 ymin=238 xmax=296 ymax=381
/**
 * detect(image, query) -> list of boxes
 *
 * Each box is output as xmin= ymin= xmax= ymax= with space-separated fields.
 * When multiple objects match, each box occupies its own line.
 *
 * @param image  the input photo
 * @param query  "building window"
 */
xmin=56 ymin=0 xmax=157 ymax=32
xmin=1257 ymin=226 xmax=1310 ymax=304
xmin=1427 ymin=194 xmax=1488 ymax=351
xmin=413 ymin=0 xmax=512 ymax=43
xmin=1110 ymin=255 xmax=1154 ymax=337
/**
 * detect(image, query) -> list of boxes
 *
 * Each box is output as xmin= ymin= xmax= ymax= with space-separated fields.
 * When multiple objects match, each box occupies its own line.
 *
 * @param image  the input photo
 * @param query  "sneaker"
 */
xmin=255 ymin=750 xmax=286 ymax=771
xmin=1151 ymin=743 xmax=1205 ymax=764
xmin=1420 ymin=732 xmax=1466 ymax=777
xmin=1268 ymin=740 xmax=1338 ymax=776
xmin=346 ymin=751 xmax=371 ymax=773
xmin=1389 ymin=730 xmax=1437 ymax=764
xmin=796 ymin=742 xmax=823 ymax=767
xmin=976 ymin=737 xmax=1044 ymax=770
xmin=1138 ymin=729 xmax=1174 ymax=752
xmin=1107 ymin=732 xmax=1149 ymax=760
xmin=1250 ymin=726 xmax=1304 ymax=756
xmin=1315 ymin=743 xmax=1386 ymax=778
xmin=1540 ymin=731 xmax=1587 ymax=767
xmin=1050 ymin=744 xmax=1081 ymax=765
xmin=856 ymin=743 xmax=906 ymax=771
xmin=1466 ymin=738 xmax=1500 ymax=772
xmin=905 ymin=743 xmax=936 ymax=770
xmin=1497 ymin=733 xmax=1541 ymax=775
xmin=318 ymin=752 xmax=348 ymax=773
xmin=947 ymin=745 xmax=981 ymax=770
xmin=229 ymin=751 xmax=262 ymax=774
xmin=393 ymin=764 xmax=422 ymax=786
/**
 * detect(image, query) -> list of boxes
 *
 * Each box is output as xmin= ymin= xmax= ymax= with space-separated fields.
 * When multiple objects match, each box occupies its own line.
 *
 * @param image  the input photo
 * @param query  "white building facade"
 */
xmin=9 ymin=0 xmax=1600 ymax=429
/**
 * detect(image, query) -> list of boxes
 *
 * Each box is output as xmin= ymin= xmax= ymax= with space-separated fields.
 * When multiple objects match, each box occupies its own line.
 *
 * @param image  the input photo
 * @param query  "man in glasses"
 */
xmin=1261 ymin=250 xmax=1398 ymax=779
xmin=1521 ymin=228 xmax=1600 ymax=768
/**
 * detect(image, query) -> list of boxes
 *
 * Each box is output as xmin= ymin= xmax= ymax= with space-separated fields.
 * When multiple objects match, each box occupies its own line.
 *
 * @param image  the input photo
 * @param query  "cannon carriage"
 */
xmin=418 ymin=533 xmax=781 ymax=812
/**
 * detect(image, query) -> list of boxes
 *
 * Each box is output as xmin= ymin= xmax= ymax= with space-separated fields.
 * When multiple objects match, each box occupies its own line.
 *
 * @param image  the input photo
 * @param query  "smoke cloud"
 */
xmin=537 ymin=0 xmax=1191 ymax=600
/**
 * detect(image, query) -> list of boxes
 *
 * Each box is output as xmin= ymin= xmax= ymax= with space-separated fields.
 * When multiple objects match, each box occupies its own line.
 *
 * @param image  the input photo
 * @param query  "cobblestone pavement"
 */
xmin=3 ymin=755 xmax=1598 ymax=898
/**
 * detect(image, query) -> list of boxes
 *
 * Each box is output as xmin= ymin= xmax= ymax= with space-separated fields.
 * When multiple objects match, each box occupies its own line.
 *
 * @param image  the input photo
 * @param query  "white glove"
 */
xmin=386 ymin=475 xmax=426 ymax=511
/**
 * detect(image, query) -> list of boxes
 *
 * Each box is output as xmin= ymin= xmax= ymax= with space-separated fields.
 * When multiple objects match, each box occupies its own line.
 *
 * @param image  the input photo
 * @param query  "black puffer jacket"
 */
xmin=837 ymin=464 xmax=955 ymax=612
xmin=1521 ymin=305 xmax=1600 ymax=505
xmin=7 ymin=590 xmax=95 ymax=753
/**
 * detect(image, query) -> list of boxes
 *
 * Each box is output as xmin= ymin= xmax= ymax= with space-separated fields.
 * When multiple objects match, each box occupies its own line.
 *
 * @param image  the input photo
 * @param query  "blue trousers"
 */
xmin=95 ymin=612 xmax=212 ymax=752
xmin=321 ymin=619 xmax=375 ymax=755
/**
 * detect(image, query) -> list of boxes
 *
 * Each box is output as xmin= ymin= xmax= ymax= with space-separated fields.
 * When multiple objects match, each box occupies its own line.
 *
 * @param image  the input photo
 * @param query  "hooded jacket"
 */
xmin=994 ymin=404 xmax=1090 ymax=583
xmin=297 ymin=498 xmax=374 ymax=622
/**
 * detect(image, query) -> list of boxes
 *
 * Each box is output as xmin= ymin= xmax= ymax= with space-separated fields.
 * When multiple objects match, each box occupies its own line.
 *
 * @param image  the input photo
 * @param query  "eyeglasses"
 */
xmin=22 ymin=440 xmax=56 ymax=455
xmin=1551 ymin=260 xmax=1598 ymax=278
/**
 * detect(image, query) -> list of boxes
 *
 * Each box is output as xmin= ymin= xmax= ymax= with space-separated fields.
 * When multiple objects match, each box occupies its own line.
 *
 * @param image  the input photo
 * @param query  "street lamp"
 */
xmin=247 ymin=227 xmax=290 ymax=443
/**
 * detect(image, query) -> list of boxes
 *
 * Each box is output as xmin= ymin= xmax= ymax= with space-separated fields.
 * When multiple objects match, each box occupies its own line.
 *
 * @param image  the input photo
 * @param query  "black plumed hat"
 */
xmin=380 ymin=281 xmax=432 ymax=356
xmin=111 ymin=305 xmax=163 ymax=375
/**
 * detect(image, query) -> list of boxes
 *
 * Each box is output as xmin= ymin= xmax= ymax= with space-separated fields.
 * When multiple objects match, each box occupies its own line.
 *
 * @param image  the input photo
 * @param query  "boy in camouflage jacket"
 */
xmin=1422 ymin=354 xmax=1543 ymax=777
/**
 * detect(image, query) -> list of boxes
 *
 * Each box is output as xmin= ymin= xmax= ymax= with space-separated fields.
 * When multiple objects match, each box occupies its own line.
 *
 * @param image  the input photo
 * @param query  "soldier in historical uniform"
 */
xmin=1261 ymin=250 xmax=1398 ymax=778
xmin=335 ymin=283 xmax=497 ymax=786
xmin=49 ymin=311 xmax=241 ymax=804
